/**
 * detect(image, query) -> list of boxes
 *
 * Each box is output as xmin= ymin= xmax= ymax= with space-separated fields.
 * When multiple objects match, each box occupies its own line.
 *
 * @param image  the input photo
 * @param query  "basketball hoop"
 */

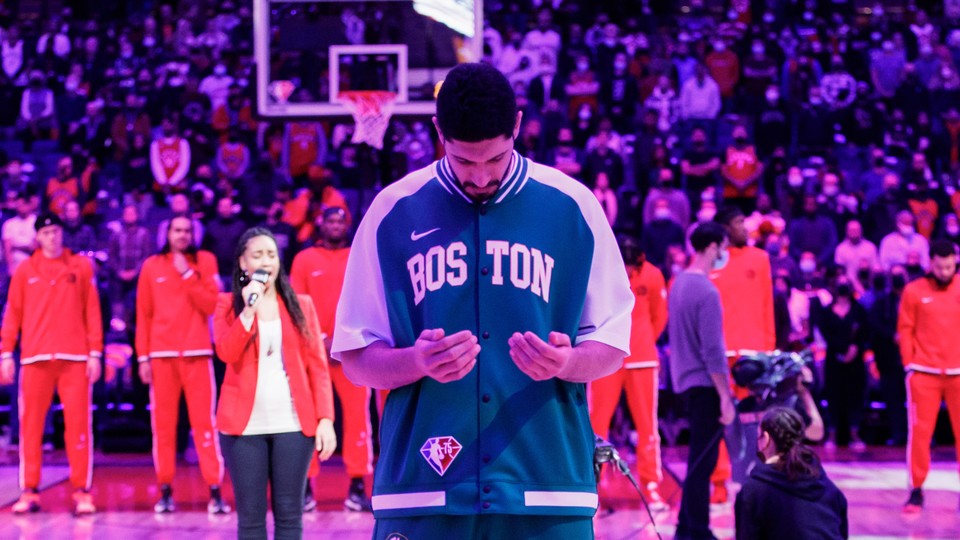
xmin=339 ymin=90 xmax=397 ymax=150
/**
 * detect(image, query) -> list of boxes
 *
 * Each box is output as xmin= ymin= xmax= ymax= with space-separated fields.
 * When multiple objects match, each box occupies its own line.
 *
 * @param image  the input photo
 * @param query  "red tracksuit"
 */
xmin=898 ymin=274 xmax=960 ymax=489
xmin=709 ymin=246 xmax=776 ymax=483
xmin=589 ymin=261 xmax=667 ymax=487
xmin=291 ymin=245 xmax=373 ymax=479
xmin=136 ymin=251 xmax=224 ymax=487
xmin=1 ymin=250 xmax=103 ymax=491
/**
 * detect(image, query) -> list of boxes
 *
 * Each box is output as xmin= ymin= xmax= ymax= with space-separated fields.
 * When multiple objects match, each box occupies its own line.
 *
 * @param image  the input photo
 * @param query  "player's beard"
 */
xmin=461 ymin=180 xmax=501 ymax=203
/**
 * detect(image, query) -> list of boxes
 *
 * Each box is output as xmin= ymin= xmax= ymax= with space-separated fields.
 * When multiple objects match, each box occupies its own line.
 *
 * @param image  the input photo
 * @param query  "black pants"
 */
xmin=220 ymin=431 xmax=314 ymax=540
xmin=676 ymin=386 xmax=722 ymax=540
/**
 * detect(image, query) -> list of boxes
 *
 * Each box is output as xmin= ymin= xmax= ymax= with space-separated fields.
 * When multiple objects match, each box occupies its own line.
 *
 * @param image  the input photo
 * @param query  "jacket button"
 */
xmin=482 ymin=332 xmax=490 ymax=339
xmin=482 ymin=501 xmax=491 ymax=509
xmin=482 ymin=394 xmax=491 ymax=403
xmin=481 ymin=267 xmax=489 ymax=276
xmin=483 ymin=486 xmax=491 ymax=494
xmin=482 ymin=454 xmax=490 ymax=463
xmin=480 ymin=208 xmax=487 ymax=216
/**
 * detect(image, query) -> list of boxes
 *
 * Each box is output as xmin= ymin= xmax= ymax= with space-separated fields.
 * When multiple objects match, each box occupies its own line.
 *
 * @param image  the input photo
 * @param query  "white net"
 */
xmin=339 ymin=90 xmax=397 ymax=150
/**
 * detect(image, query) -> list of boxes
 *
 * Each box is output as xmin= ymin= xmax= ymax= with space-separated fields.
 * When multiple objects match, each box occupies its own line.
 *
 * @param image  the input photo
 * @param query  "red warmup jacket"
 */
xmin=290 ymin=245 xmax=350 ymax=343
xmin=213 ymin=293 xmax=335 ymax=436
xmin=1 ymin=250 xmax=103 ymax=363
xmin=709 ymin=245 xmax=776 ymax=354
xmin=135 ymin=251 xmax=219 ymax=362
xmin=898 ymin=275 xmax=960 ymax=375
xmin=624 ymin=261 xmax=668 ymax=368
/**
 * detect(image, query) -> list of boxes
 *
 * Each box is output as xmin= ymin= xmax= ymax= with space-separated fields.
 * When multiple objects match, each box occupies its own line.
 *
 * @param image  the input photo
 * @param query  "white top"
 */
xmin=242 ymin=317 xmax=301 ymax=435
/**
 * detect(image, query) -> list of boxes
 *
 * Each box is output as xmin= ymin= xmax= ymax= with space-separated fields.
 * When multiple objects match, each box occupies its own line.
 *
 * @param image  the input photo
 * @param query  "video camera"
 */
xmin=731 ymin=349 xmax=812 ymax=410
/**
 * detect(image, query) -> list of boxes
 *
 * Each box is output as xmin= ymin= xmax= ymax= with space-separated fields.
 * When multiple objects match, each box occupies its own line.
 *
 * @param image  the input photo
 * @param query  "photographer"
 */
xmin=735 ymin=407 xmax=848 ymax=540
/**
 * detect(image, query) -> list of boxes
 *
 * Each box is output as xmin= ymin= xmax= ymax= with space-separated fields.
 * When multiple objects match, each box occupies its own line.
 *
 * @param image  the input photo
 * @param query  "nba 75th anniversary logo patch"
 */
xmin=420 ymin=436 xmax=462 ymax=476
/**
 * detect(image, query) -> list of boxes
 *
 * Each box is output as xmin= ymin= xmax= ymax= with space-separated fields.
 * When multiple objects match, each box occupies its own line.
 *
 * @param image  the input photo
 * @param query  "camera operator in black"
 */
xmin=735 ymin=407 xmax=848 ymax=540
xmin=810 ymin=276 xmax=868 ymax=449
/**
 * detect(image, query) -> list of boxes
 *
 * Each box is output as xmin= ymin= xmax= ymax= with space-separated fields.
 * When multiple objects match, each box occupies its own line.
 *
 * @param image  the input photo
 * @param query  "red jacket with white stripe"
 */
xmin=624 ymin=261 xmax=668 ymax=369
xmin=135 ymin=251 xmax=219 ymax=362
xmin=898 ymin=274 xmax=960 ymax=375
xmin=1 ymin=250 xmax=103 ymax=364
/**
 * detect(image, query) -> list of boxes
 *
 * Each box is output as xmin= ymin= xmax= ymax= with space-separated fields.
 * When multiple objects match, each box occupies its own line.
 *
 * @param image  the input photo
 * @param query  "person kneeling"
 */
xmin=735 ymin=407 xmax=848 ymax=540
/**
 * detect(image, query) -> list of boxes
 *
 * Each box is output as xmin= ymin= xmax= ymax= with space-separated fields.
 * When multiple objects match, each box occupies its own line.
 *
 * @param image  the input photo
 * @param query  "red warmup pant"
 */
xmin=148 ymin=356 xmax=223 ymax=486
xmin=589 ymin=367 xmax=662 ymax=486
xmin=19 ymin=360 xmax=92 ymax=491
xmin=906 ymin=371 xmax=960 ymax=489
xmin=308 ymin=363 xmax=373 ymax=479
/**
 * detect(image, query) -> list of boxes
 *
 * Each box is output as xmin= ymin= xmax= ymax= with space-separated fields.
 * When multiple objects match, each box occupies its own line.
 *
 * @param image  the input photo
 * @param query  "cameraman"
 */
xmin=735 ymin=407 xmax=848 ymax=540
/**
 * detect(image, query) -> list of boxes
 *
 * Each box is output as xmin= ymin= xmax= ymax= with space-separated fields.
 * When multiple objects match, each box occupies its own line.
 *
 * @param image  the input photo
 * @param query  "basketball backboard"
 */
xmin=254 ymin=0 xmax=483 ymax=118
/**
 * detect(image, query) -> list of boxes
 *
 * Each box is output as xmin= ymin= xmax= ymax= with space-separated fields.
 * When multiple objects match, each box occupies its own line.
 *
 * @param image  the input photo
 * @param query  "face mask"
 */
xmin=899 ymin=225 xmax=914 ymax=236
xmin=614 ymin=60 xmax=627 ymax=71
xmin=766 ymin=241 xmax=781 ymax=256
xmin=671 ymin=264 xmax=684 ymax=276
xmin=576 ymin=61 xmax=589 ymax=71
xmin=712 ymin=248 xmax=730 ymax=270
xmin=800 ymin=259 xmax=816 ymax=273
xmin=752 ymin=45 xmax=765 ymax=56
xmin=765 ymin=89 xmax=779 ymax=102
xmin=809 ymin=96 xmax=823 ymax=105
xmin=654 ymin=207 xmax=672 ymax=220
xmin=823 ymin=185 xmax=838 ymax=196
xmin=788 ymin=174 xmax=804 ymax=188
xmin=698 ymin=209 xmax=716 ymax=222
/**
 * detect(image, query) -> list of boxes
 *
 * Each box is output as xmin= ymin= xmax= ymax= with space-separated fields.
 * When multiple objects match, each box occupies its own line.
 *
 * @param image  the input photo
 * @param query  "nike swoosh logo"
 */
xmin=411 ymin=228 xmax=441 ymax=241
xmin=311 ymin=270 xmax=323 ymax=277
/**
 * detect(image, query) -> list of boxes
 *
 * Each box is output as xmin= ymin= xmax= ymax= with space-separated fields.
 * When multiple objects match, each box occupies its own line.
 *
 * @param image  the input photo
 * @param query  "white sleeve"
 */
xmin=330 ymin=195 xmax=395 ymax=359
xmin=576 ymin=192 xmax=633 ymax=355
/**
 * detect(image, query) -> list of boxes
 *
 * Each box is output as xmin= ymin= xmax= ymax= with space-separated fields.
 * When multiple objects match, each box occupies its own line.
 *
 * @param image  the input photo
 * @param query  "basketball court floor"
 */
xmin=1 ymin=446 xmax=957 ymax=539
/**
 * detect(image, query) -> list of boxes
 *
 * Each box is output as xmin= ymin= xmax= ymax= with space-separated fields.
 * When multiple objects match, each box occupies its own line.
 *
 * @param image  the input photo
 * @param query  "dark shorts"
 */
xmin=372 ymin=514 xmax=594 ymax=540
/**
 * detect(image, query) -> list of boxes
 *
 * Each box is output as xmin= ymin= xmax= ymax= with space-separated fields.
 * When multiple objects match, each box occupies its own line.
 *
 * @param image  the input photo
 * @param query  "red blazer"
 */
xmin=213 ymin=293 xmax=335 ymax=436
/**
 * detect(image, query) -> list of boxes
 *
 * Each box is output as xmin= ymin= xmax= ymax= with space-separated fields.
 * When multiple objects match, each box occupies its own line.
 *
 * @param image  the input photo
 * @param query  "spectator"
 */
xmin=820 ymin=57 xmax=857 ymax=111
xmin=641 ymin=198 xmax=686 ymax=269
xmin=871 ymin=40 xmax=906 ymax=99
xmin=744 ymin=194 xmax=786 ymax=241
xmin=2 ymin=191 xmax=37 ymax=277
xmin=2 ymin=25 xmax=25 ymax=80
xmin=705 ymin=40 xmax=738 ymax=110
xmin=788 ymin=195 xmax=838 ymax=267
xmin=215 ymin=130 xmax=251 ymax=180
xmin=583 ymin=127 xmax=624 ymax=190
xmin=643 ymin=168 xmax=691 ymax=229
xmin=107 ymin=204 xmax=154 ymax=323
xmin=150 ymin=118 xmax=191 ymax=194
xmin=680 ymin=128 xmax=720 ymax=206
xmin=522 ymin=9 xmax=561 ymax=66
xmin=61 ymin=199 xmax=97 ymax=254
xmin=45 ymin=156 xmax=79 ymax=216
xmin=720 ymin=125 xmax=764 ymax=213
xmin=754 ymin=85 xmax=789 ymax=159
xmin=879 ymin=210 xmax=930 ymax=271
xmin=866 ymin=267 xmax=908 ymax=446
xmin=18 ymin=71 xmax=56 ymax=150
xmin=835 ymin=220 xmax=879 ymax=295
xmin=544 ymin=127 xmax=584 ymax=180
xmin=199 ymin=63 xmax=235 ymax=125
xmin=593 ymin=172 xmax=617 ymax=227
xmin=262 ymin=201 xmax=298 ymax=273
xmin=565 ymin=54 xmax=600 ymax=119
xmin=644 ymin=75 xmax=678 ymax=133
xmin=679 ymin=63 xmax=721 ymax=123
xmin=864 ymin=173 xmax=905 ymax=244
xmin=740 ymin=41 xmax=778 ymax=114
xmin=599 ymin=52 xmax=638 ymax=133
xmin=202 ymin=196 xmax=247 ymax=291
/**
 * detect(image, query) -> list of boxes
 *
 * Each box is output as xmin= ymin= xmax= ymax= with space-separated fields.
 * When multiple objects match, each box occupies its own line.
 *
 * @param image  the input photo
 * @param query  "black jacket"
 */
xmin=735 ymin=462 xmax=848 ymax=540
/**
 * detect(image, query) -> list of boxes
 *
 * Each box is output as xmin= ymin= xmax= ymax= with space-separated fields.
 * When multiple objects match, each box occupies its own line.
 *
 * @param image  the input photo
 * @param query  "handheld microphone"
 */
xmin=247 ymin=269 xmax=270 ymax=307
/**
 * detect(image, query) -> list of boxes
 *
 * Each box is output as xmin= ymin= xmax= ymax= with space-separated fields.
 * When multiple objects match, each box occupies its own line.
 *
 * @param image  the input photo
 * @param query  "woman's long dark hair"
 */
xmin=231 ymin=227 xmax=310 ymax=338
xmin=760 ymin=407 xmax=821 ymax=481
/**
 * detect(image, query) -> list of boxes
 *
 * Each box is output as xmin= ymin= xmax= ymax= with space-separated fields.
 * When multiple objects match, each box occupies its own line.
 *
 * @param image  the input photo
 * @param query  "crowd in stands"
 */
xmin=0 ymin=0 xmax=958 ymax=450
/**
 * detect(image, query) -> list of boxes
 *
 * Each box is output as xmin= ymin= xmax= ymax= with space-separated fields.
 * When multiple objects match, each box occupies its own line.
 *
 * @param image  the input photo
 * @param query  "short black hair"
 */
xmin=930 ymin=239 xmax=957 ymax=259
xmin=690 ymin=222 xmax=727 ymax=253
xmin=714 ymin=205 xmax=744 ymax=227
xmin=436 ymin=62 xmax=517 ymax=143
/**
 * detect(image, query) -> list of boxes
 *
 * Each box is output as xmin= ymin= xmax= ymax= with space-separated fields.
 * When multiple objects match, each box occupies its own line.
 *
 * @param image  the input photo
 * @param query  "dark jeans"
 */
xmin=676 ymin=386 xmax=723 ymax=540
xmin=221 ymin=431 xmax=314 ymax=540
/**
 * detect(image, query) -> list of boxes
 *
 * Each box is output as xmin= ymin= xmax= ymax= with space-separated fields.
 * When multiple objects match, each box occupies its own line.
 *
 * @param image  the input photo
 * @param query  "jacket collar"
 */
xmin=435 ymin=150 xmax=530 ymax=207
